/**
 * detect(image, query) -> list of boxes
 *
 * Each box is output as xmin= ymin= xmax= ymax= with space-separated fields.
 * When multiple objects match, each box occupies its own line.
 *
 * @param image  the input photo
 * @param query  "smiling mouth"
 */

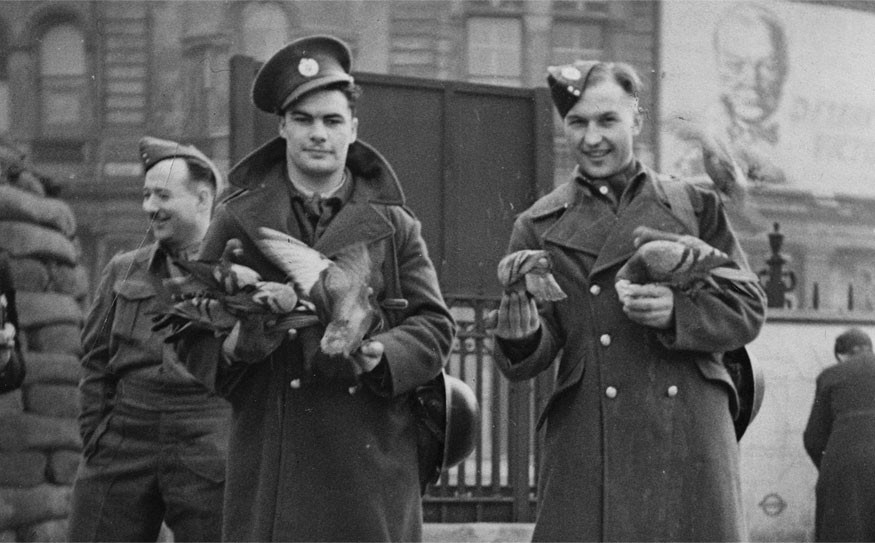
xmin=583 ymin=148 xmax=611 ymax=159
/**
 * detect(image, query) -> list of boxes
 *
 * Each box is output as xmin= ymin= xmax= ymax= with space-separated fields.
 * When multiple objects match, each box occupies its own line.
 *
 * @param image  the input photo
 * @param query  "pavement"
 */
xmin=423 ymin=523 xmax=535 ymax=543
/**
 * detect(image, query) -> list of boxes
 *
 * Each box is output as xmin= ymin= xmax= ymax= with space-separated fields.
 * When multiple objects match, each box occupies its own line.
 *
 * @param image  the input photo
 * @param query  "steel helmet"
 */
xmin=440 ymin=372 xmax=479 ymax=470
xmin=414 ymin=370 xmax=480 ymax=492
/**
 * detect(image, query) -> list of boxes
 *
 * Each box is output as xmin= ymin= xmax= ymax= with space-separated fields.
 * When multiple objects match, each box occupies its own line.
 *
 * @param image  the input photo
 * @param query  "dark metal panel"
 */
xmin=443 ymin=89 xmax=539 ymax=296
xmin=353 ymin=73 xmax=446 ymax=278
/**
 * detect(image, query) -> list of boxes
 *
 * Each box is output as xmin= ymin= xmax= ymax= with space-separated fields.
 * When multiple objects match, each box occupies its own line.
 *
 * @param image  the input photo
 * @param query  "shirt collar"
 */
xmin=573 ymin=160 xmax=646 ymax=198
xmin=288 ymin=168 xmax=351 ymax=200
xmin=150 ymin=241 xmax=201 ymax=272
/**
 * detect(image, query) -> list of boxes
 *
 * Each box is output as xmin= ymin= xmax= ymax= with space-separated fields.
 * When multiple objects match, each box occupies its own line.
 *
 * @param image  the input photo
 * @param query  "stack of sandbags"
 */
xmin=0 ymin=146 xmax=87 ymax=542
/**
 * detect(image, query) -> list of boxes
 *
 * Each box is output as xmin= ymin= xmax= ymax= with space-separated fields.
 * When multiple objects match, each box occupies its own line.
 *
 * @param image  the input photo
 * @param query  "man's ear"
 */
xmin=631 ymin=110 xmax=643 ymax=137
xmin=351 ymin=116 xmax=358 ymax=143
xmin=197 ymin=185 xmax=214 ymax=212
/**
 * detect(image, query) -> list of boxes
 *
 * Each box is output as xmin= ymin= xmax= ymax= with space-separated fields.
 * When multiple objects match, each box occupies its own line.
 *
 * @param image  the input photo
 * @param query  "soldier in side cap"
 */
xmin=805 ymin=328 xmax=875 ymax=541
xmin=69 ymin=137 xmax=230 ymax=542
xmin=172 ymin=36 xmax=454 ymax=542
xmin=491 ymin=60 xmax=766 ymax=541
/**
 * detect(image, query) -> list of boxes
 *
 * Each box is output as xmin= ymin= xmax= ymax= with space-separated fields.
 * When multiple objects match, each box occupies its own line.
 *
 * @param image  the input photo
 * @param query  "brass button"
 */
xmin=590 ymin=284 xmax=601 ymax=295
xmin=598 ymin=185 xmax=609 ymax=195
xmin=605 ymin=386 xmax=618 ymax=399
xmin=667 ymin=385 xmax=678 ymax=398
xmin=600 ymin=334 xmax=611 ymax=347
xmin=290 ymin=379 xmax=301 ymax=389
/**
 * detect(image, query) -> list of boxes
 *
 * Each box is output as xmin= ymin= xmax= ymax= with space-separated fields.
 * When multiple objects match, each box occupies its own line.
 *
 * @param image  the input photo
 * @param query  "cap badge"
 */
xmin=561 ymin=66 xmax=582 ymax=81
xmin=298 ymin=58 xmax=320 ymax=77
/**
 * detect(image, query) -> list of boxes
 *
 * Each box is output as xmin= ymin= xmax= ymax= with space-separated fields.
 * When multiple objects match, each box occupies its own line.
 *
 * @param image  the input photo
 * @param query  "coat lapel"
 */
xmin=544 ymin=204 xmax=615 ymax=257
xmin=542 ymin=178 xmax=694 ymax=279
xmin=230 ymin=162 xmax=305 ymax=247
xmin=313 ymin=202 xmax=393 ymax=258
xmin=589 ymin=183 xmax=691 ymax=277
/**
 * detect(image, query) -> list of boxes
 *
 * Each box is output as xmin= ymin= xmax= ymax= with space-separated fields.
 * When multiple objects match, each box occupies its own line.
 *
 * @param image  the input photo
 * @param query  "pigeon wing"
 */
xmin=255 ymin=227 xmax=331 ymax=296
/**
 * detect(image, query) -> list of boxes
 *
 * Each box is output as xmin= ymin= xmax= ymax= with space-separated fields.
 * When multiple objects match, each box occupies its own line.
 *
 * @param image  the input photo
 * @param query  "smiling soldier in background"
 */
xmin=68 ymin=137 xmax=230 ymax=542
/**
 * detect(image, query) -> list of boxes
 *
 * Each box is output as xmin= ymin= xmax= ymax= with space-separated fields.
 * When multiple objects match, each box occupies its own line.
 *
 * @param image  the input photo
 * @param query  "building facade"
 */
xmin=1 ymin=0 xmax=872 ymax=312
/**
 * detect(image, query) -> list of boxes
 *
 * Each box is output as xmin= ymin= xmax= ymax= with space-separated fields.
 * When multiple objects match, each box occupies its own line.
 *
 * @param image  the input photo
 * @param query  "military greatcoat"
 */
xmin=176 ymin=137 xmax=455 ymax=542
xmin=494 ymin=164 xmax=765 ymax=542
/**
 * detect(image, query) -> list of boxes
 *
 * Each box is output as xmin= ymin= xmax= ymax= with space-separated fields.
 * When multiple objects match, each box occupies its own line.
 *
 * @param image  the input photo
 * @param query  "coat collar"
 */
xmin=227 ymin=137 xmax=405 ymax=206
xmin=222 ymin=138 xmax=400 ymax=259
xmin=542 ymin=167 xmax=693 ymax=278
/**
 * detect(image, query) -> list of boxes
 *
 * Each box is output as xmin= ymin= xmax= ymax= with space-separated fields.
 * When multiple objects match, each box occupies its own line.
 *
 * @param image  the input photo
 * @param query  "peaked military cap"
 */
xmin=138 ymin=136 xmax=223 ymax=192
xmin=252 ymin=35 xmax=354 ymax=114
xmin=546 ymin=60 xmax=600 ymax=118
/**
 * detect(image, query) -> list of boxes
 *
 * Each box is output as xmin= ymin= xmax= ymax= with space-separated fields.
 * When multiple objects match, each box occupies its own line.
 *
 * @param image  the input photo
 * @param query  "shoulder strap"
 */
xmin=653 ymin=175 xmax=698 ymax=238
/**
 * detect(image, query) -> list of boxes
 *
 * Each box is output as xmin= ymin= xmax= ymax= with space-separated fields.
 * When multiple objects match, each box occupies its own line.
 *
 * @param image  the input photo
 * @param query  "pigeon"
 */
xmin=615 ymin=225 xmax=757 ymax=296
xmin=254 ymin=226 xmax=379 ymax=358
xmin=152 ymin=238 xmax=306 ymax=340
xmin=484 ymin=250 xmax=566 ymax=330
xmin=496 ymin=250 xmax=567 ymax=302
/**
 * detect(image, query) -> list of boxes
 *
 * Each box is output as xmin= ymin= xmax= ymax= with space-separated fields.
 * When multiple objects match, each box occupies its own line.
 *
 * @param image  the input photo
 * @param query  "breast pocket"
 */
xmin=112 ymin=279 xmax=159 ymax=345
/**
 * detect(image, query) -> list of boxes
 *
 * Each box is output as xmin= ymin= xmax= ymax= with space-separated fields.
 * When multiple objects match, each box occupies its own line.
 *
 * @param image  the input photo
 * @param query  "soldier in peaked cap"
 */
xmin=491 ymin=60 xmax=765 ymax=541
xmin=172 ymin=35 xmax=455 ymax=542
xmin=69 ymin=136 xmax=230 ymax=542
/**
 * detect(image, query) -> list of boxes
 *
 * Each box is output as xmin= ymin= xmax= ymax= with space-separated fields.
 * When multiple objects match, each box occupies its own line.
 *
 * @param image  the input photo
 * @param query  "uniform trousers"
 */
xmin=68 ymin=385 xmax=229 ymax=542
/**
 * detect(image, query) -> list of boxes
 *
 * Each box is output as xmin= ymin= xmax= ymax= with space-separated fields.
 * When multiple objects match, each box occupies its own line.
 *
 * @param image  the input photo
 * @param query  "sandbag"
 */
xmin=0 ymin=221 xmax=77 ymax=266
xmin=0 ymin=185 xmax=76 ymax=236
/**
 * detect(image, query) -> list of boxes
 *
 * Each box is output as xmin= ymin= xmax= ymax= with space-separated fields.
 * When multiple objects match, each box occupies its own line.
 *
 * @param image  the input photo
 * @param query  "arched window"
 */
xmin=38 ymin=22 xmax=89 ymax=136
xmin=242 ymin=3 xmax=289 ymax=61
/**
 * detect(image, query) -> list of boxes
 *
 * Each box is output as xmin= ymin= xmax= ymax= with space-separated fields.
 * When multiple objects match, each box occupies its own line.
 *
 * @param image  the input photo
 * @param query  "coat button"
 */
xmin=598 ymin=185 xmax=609 ymax=195
xmin=290 ymin=379 xmax=301 ymax=389
xmin=605 ymin=386 xmax=618 ymax=399
xmin=590 ymin=284 xmax=601 ymax=295
xmin=600 ymin=334 xmax=611 ymax=346
xmin=667 ymin=385 xmax=678 ymax=398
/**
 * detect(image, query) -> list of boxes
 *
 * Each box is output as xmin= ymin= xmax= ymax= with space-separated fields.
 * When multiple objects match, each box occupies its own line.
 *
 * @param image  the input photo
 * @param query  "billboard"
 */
xmin=659 ymin=1 xmax=875 ymax=198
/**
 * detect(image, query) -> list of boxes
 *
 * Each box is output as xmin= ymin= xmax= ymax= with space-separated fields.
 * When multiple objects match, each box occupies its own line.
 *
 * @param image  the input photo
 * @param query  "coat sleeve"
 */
xmin=492 ymin=214 xmax=565 ymax=382
xmin=78 ymin=256 xmax=121 ymax=443
xmin=369 ymin=208 xmax=456 ymax=397
xmin=803 ymin=372 xmax=832 ymax=469
xmin=659 ymin=187 xmax=766 ymax=352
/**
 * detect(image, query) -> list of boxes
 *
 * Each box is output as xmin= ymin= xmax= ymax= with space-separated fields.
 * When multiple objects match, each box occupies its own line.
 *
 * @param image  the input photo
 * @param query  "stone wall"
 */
xmin=0 ymin=142 xmax=87 ymax=542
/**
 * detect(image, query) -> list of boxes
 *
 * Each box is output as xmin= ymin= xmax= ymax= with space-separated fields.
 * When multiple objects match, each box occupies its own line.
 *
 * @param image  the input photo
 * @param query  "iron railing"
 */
xmin=422 ymin=295 xmax=553 ymax=522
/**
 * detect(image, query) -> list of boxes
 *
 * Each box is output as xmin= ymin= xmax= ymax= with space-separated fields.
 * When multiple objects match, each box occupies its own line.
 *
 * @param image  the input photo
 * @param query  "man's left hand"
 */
xmin=353 ymin=339 xmax=384 ymax=374
xmin=617 ymin=281 xmax=674 ymax=329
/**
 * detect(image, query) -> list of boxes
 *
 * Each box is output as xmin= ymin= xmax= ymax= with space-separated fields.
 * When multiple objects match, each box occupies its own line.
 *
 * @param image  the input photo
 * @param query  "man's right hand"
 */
xmin=222 ymin=315 xmax=290 ymax=363
xmin=494 ymin=291 xmax=540 ymax=340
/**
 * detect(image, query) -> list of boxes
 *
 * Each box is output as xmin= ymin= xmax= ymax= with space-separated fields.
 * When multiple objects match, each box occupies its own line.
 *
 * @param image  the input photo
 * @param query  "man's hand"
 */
xmin=352 ymin=339 xmax=384 ymax=375
xmin=616 ymin=280 xmax=675 ymax=329
xmin=0 ymin=322 xmax=15 ymax=368
xmin=494 ymin=291 xmax=540 ymax=340
xmin=222 ymin=315 xmax=289 ymax=363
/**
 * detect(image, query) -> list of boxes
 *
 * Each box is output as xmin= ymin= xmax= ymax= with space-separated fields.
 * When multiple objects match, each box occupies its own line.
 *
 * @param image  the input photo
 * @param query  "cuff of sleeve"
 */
xmin=495 ymin=327 xmax=542 ymax=362
xmin=360 ymin=357 xmax=392 ymax=397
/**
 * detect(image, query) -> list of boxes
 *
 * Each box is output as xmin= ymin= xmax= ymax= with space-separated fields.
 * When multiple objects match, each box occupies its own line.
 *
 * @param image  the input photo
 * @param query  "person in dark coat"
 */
xmin=804 ymin=328 xmax=875 ymax=541
xmin=68 ymin=137 xmax=230 ymax=542
xmin=0 ymin=251 xmax=25 ymax=393
xmin=173 ymin=35 xmax=455 ymax=542
xmin=492 ymin=60 xmax=766 ymax=541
